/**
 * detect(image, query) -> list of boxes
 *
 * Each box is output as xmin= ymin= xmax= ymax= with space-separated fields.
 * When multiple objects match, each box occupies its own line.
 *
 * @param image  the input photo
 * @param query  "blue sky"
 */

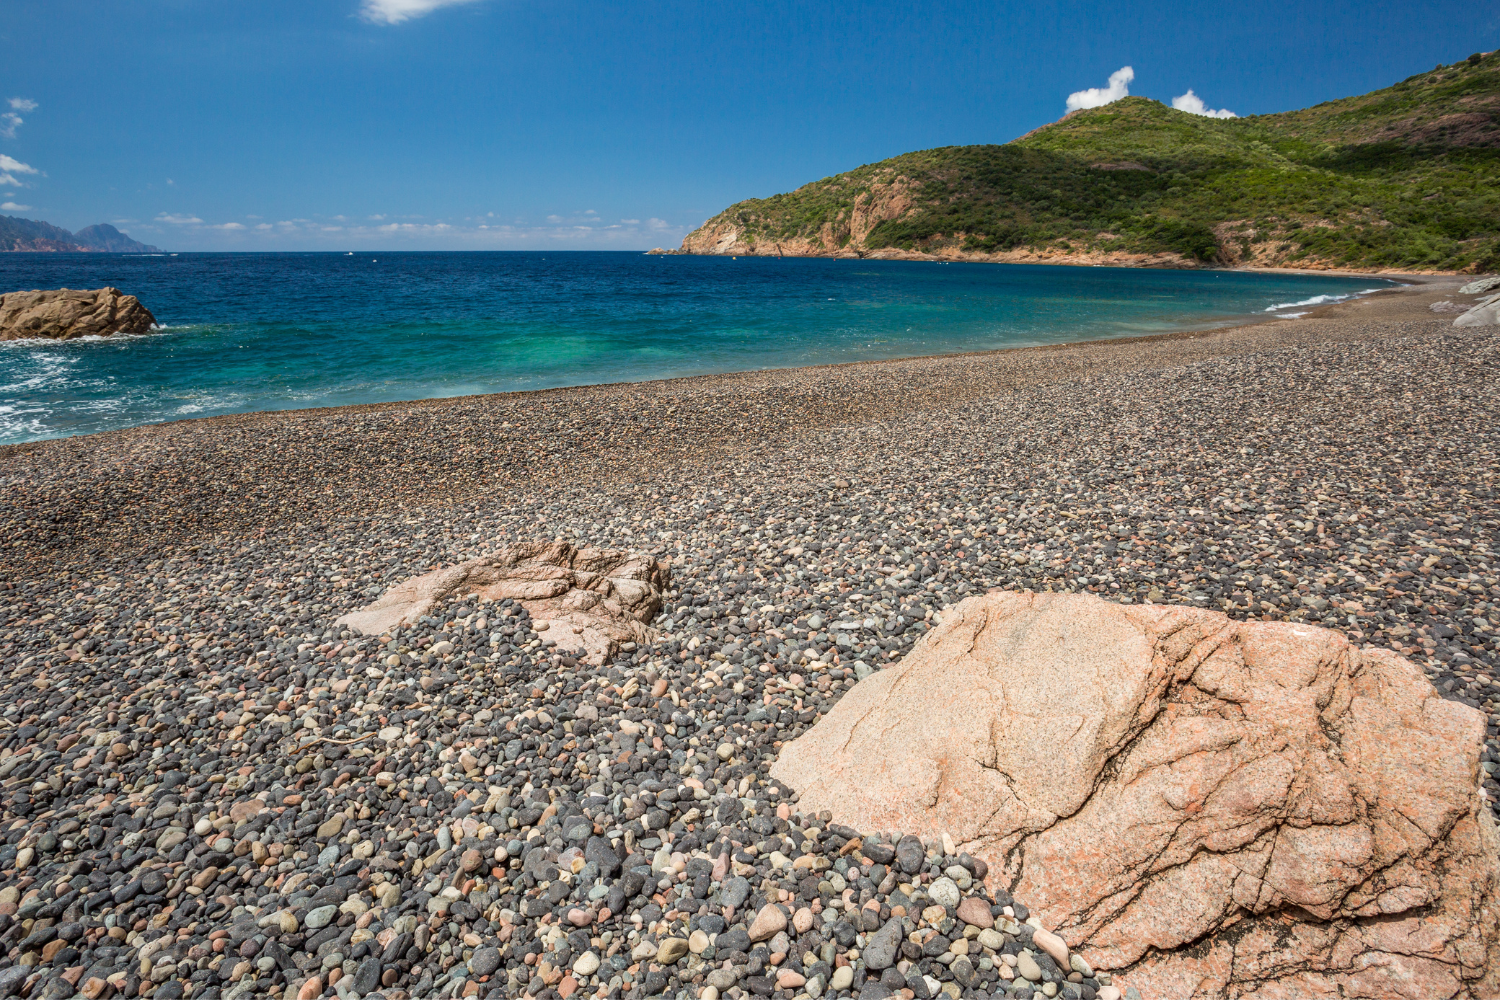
xmin=2 ymin=0 xmax=1494 ymax=251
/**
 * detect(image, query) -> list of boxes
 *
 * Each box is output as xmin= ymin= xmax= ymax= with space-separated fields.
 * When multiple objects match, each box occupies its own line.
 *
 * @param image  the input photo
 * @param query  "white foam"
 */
xmin=1263 ymin=288 xmax=1384 ymax=314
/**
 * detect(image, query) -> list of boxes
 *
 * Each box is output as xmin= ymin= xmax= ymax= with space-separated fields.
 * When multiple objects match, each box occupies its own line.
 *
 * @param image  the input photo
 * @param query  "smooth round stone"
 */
xmin=1016 ymin=953 xmax=1043 ymax=982
xmin=572 ymin=951 xmax=600 ymax=976
xmin=656 ymin=938 xmax=689 ymax=965
xmin=469 ymin=947 xmax=501 ymax=978
xmin=928 ymin=876 xmax=961 ymax=908
xmin=829 ymin=966 xmax=854 ymax=990
xmin=305 ymin=905 xmax=338 ymax=930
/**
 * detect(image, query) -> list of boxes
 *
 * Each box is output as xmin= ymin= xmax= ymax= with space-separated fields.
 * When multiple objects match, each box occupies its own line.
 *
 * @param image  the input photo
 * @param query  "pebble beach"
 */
xmin=0 ymin=275 xmax=1496 ymax=1000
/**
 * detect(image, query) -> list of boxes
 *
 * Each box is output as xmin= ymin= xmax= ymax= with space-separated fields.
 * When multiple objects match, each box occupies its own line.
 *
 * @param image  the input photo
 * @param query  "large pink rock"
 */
xmin=338 ymin=541 xmax=669 ymax=664
xmin=0 ymin=287 xmax=156 ymax=340
xmin=771 ymin=591 xmax=1500 ymax=999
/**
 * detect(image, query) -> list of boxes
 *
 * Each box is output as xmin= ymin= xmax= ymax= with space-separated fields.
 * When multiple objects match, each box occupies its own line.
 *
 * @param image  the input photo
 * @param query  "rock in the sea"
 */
xmin=0 ymin=286 xmax=156 ymax=340
xmin=337 ymin=540 xmax=670 ymax=663
xmin=771 ymin=590 xmax=1500 ymax=999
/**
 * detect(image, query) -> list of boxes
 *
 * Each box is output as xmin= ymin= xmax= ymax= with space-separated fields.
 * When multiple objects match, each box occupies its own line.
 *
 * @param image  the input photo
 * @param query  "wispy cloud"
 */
xmin=1 ymin=98 xmax=37 ymax=140
xmin=1172 ymin=89 xmax=1237 ymax=119
xmin=0 ymin=154 xmax=38 ymax=186
xmin=1066 ymin=66 xmax=1134 ymax=112
xmin=359 ymin=0 xmax=485 ymax=25
xmin=157 ymin=213 xmax=204 ymax=225
xmin=0 ymin=201 xmax=30 ymax=212
xmin=211 ymin=222 xmax=245 ymax=230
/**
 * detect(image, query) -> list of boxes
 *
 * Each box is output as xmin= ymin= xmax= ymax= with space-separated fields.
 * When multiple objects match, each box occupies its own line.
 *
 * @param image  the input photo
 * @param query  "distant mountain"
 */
xmin=73 ymin=223 xmax=160 ymax=253
xmin=677 ymin=50 xmax=1500 ymax=272
xmin=0 ymin=215 xmax=161 ymax=253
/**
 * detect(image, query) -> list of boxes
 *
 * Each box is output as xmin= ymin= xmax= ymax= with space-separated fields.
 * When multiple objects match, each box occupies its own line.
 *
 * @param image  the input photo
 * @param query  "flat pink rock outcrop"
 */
xmin=771 ymin=590 xmax=1500 ymax=999
xmin=338 ymin=541 xmax=669 ymax=664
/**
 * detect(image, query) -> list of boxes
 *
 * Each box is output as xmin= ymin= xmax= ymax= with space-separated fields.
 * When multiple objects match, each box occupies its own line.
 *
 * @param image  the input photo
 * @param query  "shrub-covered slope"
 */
xmin=678 ymin=52 xmax=1500 ymax=271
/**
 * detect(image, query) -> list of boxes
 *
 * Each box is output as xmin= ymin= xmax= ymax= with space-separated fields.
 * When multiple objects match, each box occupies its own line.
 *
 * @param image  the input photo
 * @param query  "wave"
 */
xmin=0 ymin=325 xmax=190 ymax=347
xmin=1263 ymin=288 xmax=1384 ymax=313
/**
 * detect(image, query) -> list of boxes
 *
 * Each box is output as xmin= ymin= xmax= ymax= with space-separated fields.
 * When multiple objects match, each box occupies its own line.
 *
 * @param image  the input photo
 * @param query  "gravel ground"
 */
xmin=0 ymin=279 xmax=1496 ymax=1000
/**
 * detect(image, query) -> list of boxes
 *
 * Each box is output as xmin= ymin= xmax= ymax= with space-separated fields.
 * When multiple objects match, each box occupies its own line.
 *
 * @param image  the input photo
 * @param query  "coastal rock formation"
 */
xmin=338 ymin=540 xmax=670 ymax=664
xmin=1454 ymin=293 xmax=1500 ymax=327
xmin=771 ymin=590 xmax=1500 ymax=999
xmin=0 ymin=286 xmax=157 ymax=340
xmin=1459 ymin=276 xmax=1500 ymax=295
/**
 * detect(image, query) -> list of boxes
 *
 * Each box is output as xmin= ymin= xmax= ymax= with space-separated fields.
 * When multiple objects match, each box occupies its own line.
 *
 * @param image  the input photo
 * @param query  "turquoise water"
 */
xmin=0 ymin=252 xmax=1391 ymax=443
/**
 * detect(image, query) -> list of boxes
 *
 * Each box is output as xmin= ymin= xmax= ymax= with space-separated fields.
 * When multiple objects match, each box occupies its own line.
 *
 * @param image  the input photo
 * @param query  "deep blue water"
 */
xmin=0 ymin=251 xmax=1392 ymax=443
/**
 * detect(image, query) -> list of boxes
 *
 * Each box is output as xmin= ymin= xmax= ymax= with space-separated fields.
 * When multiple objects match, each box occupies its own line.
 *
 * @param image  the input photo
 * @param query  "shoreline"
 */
xmin=653 ymin=244 xmax=1482 ymax=277
xmin=0 ymin=269 xmax=1455 ymax=457
xmin=0 ymin=275 xmax=1496 ymax=997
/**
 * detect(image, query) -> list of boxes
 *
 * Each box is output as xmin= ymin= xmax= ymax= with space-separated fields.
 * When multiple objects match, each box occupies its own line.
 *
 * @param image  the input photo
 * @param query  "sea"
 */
xmin=0 ymin=251 xmax=1393 ymax=444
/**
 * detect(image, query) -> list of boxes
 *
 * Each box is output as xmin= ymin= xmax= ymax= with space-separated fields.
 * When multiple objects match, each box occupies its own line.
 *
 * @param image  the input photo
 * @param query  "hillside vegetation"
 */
xmin=678 ymin=51 xmax=1500 ymax=271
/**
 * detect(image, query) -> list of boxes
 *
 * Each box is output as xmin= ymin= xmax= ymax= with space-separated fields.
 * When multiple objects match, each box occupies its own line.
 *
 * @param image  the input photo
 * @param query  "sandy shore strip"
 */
xmin=0 ymin=273 xmax=1495 ymax=999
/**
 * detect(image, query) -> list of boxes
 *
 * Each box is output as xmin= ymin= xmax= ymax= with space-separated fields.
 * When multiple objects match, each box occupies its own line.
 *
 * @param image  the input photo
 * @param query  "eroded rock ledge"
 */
xmin=772 ymin=590 xmax=1500 ymax=999
xmin=338 ymin=541 xmax=670 ymax=665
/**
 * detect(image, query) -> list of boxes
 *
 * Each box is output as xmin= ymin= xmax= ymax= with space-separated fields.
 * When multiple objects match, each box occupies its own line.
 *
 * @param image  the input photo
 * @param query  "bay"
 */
xmin=0 ymin=251 xmax=1389 ymax=443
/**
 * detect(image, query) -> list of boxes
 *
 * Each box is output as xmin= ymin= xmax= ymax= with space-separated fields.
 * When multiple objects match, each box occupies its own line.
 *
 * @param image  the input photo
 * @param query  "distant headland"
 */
xmin=664 ymin=51 xmax=1499 ymax=273
xmin=0 ymin=215 xmax=161 ymax=253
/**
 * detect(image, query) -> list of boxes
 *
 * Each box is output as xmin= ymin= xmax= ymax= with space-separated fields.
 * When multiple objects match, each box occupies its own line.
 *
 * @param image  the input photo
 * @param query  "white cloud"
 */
xmin=1066 ymin=66 xmax=1134 ymax=111
xmin=157 ymin=213 xmax=204 ymax=225
xmin=1171 ymin=89 xmax=1237 ymax=119
xmin=647 ymin=218 xmax=671 ymax=230
xmin=1 ymin=99 xmax=36 ymax=140
xmin=0 ymin=154 xmax=38 ymax=185
xmin=620 ymin=218 xmax=640 ymax=225
xmin=211 ymin=222 xmax=245 ymax=230
xmin=1 ymin=201 xmax=31 ymax=211
xmin=360 ymin=0 xmax=485 ymax=25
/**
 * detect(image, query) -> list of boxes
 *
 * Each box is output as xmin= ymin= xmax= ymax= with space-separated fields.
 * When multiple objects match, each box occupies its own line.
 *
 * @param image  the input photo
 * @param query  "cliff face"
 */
xmin=673 ymin=51 xmax=1500 ymax=273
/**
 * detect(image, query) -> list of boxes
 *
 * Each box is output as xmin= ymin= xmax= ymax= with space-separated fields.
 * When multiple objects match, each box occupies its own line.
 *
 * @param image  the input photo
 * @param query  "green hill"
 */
xmin=677 ymin=51 xmax=1500 ymax=272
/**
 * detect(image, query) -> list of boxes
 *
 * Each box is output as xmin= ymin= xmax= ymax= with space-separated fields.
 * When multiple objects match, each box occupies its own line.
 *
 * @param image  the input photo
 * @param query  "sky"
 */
xmin=1 ymin=0 xmax=1495 ymax=251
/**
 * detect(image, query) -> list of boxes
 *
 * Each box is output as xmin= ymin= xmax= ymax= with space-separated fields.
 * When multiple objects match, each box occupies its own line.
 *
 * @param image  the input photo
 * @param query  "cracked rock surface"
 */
xmin=773 ymin=590 xmax=1500 ymax=999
